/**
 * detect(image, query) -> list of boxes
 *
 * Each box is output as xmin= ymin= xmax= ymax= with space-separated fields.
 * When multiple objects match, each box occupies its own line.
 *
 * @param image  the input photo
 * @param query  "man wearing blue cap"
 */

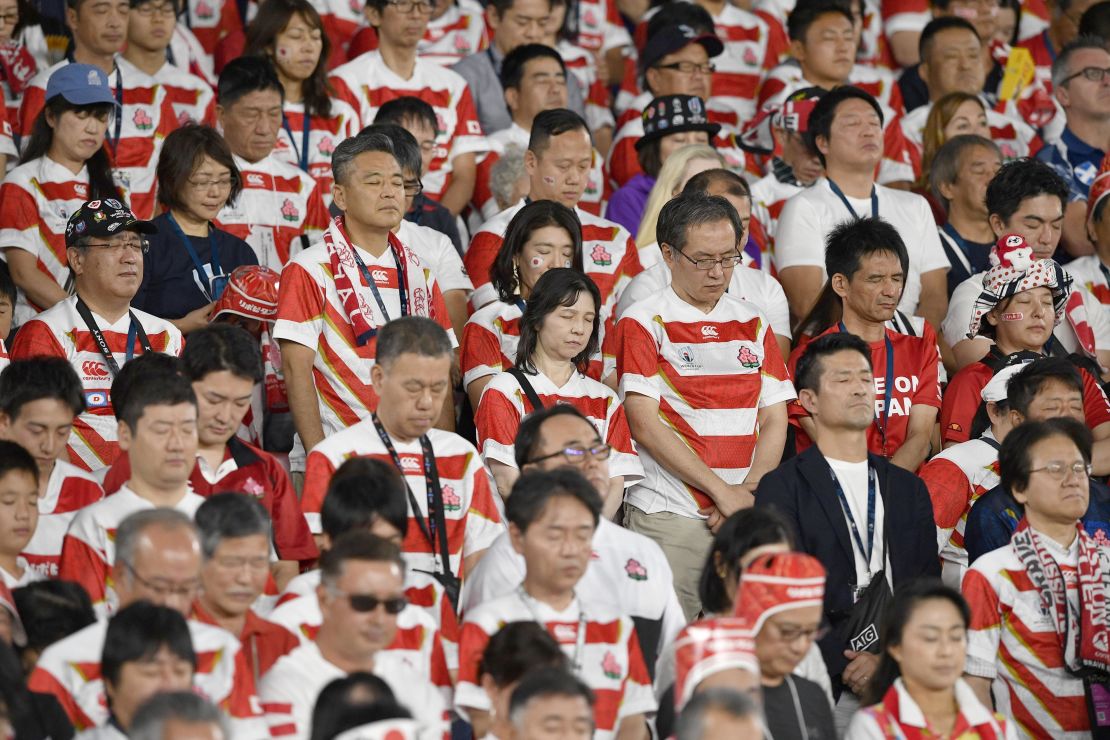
xmin=10 ymin=200 xmax=184 ymax=473
xmin=19 ymin=0 xmax=179 ymax=220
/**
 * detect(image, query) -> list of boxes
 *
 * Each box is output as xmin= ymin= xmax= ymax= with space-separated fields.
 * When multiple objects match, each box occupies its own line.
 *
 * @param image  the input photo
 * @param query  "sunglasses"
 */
xmin=329 ymin=586 xmax=408 ymax=614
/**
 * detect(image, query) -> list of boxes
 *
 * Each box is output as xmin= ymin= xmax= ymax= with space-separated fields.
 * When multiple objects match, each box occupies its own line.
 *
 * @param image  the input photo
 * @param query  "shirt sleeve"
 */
xmin=961 ymin=567 xmax=1002 ymax=679
xmin=474 ymin=381 xmax=523 ymax=469
xmin=460 ymin=317 xmax=506 ymax=389
xmin=454 ymin=619 xmax=493 ymax=713
xmin=463 ymin=230 xmax=504 ymax=297
xmin=272 ymin=261 xmax=325 ymax=349
xmin=264 ymin=453 xmax=319 ymax=562
xmin=462 ymin=458 xmax=505 ymax=561
xmin=914 ymin=199 xmax=952 ymax=274
xmin=615 ymin=315 xmax=661 ymax=401
xmin=57 ymin=515 xmax=109 ymax=611
xmin=299 ymin=450 xmax=337 ymax=534
xmin=9 ymin=319 xmax=66 ymax=360
xmin=772 ymin=195 xmax=826 ymax=270
xmin=0 ymin=182 xmax=45 ymax=256
xmin=919 ymin=457 xmax=973 ymax=533
xmin=448 ymin=85 xmax=488 ymax=159
xmin=617 ymin=624 xmax=658 ymax=719
xmin=939 ymin=367 xmax=984 ymax=445
xmin=911 ymin=325 xmax=943 ymax=409
xmin=604 ymin=400 xmax=642 ymax=482
xmin=758 ymin=323 xmax=797 ymax=407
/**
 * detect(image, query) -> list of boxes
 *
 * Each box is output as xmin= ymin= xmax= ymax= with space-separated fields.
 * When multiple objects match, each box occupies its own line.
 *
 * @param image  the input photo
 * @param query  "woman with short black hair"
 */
xmin=132 ymin=124 xmax=257 ymax=335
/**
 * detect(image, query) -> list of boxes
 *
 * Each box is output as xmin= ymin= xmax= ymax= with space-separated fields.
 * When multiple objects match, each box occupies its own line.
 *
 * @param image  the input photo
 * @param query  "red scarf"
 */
xmin=1011 ymin=518 xmax=1110 ymax=677
xmin=323 ymin=216 xmax=419 ymax=346
xmin=0 ymin=40 xmax=35 ymax=96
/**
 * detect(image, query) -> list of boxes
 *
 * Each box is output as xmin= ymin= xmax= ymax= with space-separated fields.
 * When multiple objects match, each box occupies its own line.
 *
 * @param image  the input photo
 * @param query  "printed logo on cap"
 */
xmin=87 ymin=70 xmax=100 ymax=86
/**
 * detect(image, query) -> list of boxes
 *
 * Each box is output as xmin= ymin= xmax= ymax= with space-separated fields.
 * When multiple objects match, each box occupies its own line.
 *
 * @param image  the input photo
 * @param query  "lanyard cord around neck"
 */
xmin=281 ymin=111 xmax=311 ymax=173
xmin=74 ymin=297 xmax=153 ymax=375
xmin=350 ymin=242 xmax=409 ymax=323
xmin=830 ymin=465 xmax=877 ymax=569
xmin=827 ymin=178 xmax=878 ymax=220
xmin=166 ymin=212 xmax=220 ymax=301
xmin=516 ymin=586 xmax=588 ymax=676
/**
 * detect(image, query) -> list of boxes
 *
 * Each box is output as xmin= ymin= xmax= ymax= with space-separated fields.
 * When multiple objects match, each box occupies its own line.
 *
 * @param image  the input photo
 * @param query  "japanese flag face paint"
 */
xmin=542 ymin=175 xmax=557 ymax=185
xmin=1001 ymin=312 xmax=1024 ymax=321
xmin=529 ymin=256 xmax=545 ymax=268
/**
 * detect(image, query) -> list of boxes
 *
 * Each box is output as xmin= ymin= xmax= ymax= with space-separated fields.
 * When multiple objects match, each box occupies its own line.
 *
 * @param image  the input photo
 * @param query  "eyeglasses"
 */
xmin=386 ymin=0 xmax=435 ymax=13
xmin=328 ymin=586 xmax=408 ymax=614
xmin=122 ymin=560 xmax=201 ymax=599
xmin=188 ymin=177 xmax=234 ymax=192
xmin=1030 ymin=461 xmax=1092 ymax=481
xmin=404 ymin=178 xmax=423 ymax=196
xmin=770 ymin=622 xmax=829 ymax=644
xmin=0 ymin=12 xmax=19 ymax=24
xmin=654 ymin=61 xmax=716 ymax=75
xmin=1063 ymin=66 xmax=1110 ymax=84
xmin=666 ymin=245 xmax=744 ymax=271
xmin=83 ymin=238 xmax=150 ymax=254
xmin=134 ymin=2 xmax=176 ymax=16
xmin=528 ymin=443 xmax=612 ymax=466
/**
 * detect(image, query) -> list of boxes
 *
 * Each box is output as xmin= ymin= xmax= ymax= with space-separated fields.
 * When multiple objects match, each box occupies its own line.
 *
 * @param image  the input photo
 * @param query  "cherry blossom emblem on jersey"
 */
xmin=625 ymin=559 xmax=647 ymax=581
xmin=738 ymin=346 xmax=760 ymax=369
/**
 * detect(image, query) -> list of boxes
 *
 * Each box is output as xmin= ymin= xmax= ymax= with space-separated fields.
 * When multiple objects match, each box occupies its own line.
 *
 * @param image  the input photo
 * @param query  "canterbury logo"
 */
xmin=371 ymin=269 xmax=390 ymax=283
xmin=82 ymin=360 xmax=109 ymax=378
xmin=246 ymin=173 xmax=264 ymax=186
xmin=399 ymin=457 xmax=421 ymax=471
xmin=701 ymin=326 xmax=719 ymax=337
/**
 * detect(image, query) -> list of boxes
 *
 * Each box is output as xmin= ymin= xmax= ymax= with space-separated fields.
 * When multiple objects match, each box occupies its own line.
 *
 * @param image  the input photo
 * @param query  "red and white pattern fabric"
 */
xmin=22 ymin=460 xmax=104 ymax=579
xmin=183 ymin=0 xmax=243 ymax=64
xmin=786 ymin=324 xmax=943 ymax=458
xmin=265 ymin=582 xmax=455 ymax=699
xmin=748 ymin=173 xmax=801 ymax=272
xmin=9 ymin=297 xmax=184 ymax=471
xmin=615 ymin=289 xmax=796 ymax=519
xmin=918 ymin=434 xmax=1001 ymax=588
xmin=703 ymin=3 xmax=788 ymax=125
xmin=273 ymin=98 xmax=360 ymax=206
xmin=260 ymin=641 xmax=449 ymax=740
xmin=20 ymin=59 xmax=179 ymax=220
xmin=558 ymin=40 xmax=615 ymax=135
xmin=847 ymin=678 xmax=1016 ymax=739
xmin=301 ymin=423 xmax=504 ymax=582
xmin=963 ymin=532 xmax=1092 ymax=738
xmin=305 ymin=0 xmax=364 ymax=62
xmin=1063 ymin=255 xmax=1110 ymax=310
xmin=191 ymin=601 xmax=300 ymax=680
xmin=460 ymin=300 xmax=525 ymax=390
xmin=0 ymin=157 xmax=94 ymax=326
xmin=56 ymin=486 xmax=205 ymax=614
xmin=475 ymin=369 xmax=641 ymax=481
xmin=215 ymin=153 xmax=329 ymax=271
xmin=170 ymin=24 xmax=217 ymax=87
xmin=457 ymin=592 xmax=656 ymax=740
xmin=329 ymin=50 xmax=488 ymax=201
xmin=151 ymin=59 xmax=215 ymax=126
xmin=272 ymin=221 xmax=453 ymax=463
xmin=29 ymin=616 xmax=267 ymax=735
xmin=899 ymin=103 xmax=1042 ymax=180
xmin=419 ymin=3 xmax=488 ymax=67
xmin=573 ymin=0 xmax=631 ymax=54
xmin=465 ymin=201 xmax=642 ymax=315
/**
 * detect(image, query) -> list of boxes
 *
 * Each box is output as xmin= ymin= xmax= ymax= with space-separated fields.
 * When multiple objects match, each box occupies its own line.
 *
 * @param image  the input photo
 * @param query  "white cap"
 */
xmin=980 ymin=361 xmax=1032 ymax=403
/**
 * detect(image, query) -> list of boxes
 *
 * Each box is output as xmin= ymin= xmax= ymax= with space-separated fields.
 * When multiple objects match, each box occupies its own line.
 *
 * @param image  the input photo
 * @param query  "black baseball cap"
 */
xmin=640 ymin=24 xmax=724 ymax=73
xmin=64 ymin=199 xmax=157 ymax=248
xmin=636 ymin=95 xmax=721 ymax=150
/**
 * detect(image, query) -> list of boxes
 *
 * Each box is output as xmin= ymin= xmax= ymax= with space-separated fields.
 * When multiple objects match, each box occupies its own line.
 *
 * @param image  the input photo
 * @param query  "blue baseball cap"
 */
xmin=44 ymin=63 xmax=120 ymax=108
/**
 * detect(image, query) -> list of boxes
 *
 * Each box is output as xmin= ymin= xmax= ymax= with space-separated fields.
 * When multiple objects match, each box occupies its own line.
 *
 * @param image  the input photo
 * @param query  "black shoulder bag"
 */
xmin=507 ymin=368 xmax=546 ymax=413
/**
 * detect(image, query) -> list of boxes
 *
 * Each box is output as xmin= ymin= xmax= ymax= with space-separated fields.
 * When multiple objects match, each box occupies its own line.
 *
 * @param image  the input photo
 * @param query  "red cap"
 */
xmin=1088 ymin=152 xmax=1110 ymax=225
xmin=211 ymin=265 xmax=280 ymax=323
xmin=734 ymin=552 xmax=826 ymax=635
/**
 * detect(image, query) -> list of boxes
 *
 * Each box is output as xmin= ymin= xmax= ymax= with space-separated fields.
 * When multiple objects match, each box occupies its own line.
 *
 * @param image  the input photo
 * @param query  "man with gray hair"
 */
xmin=1036 ymin=36 xmax=1110 ymax=253
xmin=274 ymin=131 xmax=457 ymax=488
xmin=675 ymin=688 xmax=762 ymax=740
xmin=29 ymin=508 xmax=268 ymax=736
xmin=615 ymin=192 xmax=796 ymax=620
xmin=301 ymin=316 xmax=503 ymax=617
xmin=192 ymin=493 xmax=300 ymax=677
xmin=507 ymin=667 xmax=595 ymax=740
xmin=130 ymin=691 xmax=230 ymax=740
xmin=929 ymin=135 xmax=1003 ymax=295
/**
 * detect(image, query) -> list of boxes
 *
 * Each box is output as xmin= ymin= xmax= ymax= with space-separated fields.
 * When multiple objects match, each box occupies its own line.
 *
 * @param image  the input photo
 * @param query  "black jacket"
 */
xmin=754 ymin=447 xmax=940 ymax=681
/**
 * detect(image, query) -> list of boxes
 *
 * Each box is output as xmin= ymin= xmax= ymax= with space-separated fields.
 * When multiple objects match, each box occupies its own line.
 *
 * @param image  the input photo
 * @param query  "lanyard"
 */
xmin=351 ymin=246 xmax=409 ymax=323
xmin=839 ymin=323 xmax=895 ymax=457
xmin=827 ymin=179 xmax=878 ymax=220
xmin=166 ymin=213 xmax=221 ymax=301
xmin=109 ymin=65 xmax=123 ymax=157
xmin=281 ymin=112 xmax=311 ymax=173
xmin=370 ymin=413 xmax=442 ymax=569
xmin=516 ymin=586 xmax=588 ymax=676
xmin=74 ymin=297 xmax=153 ymax=376
xmin=830 ymin=465 xmax=877 ymax=568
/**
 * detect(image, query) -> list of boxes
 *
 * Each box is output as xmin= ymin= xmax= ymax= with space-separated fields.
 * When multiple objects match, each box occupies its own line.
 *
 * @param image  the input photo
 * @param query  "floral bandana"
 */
xmin=967 ymin=233 xmax=1072 ymax=339
xmin=1011 ymin=519 xmax=1110 ymax=677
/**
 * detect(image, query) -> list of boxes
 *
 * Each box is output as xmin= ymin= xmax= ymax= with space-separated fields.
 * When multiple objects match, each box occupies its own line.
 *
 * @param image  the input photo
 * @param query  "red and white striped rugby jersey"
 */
xmin=272 ymin=224 xmax=453 ymax=447
xmin=276 ymin=567 xmax=461 ymax=665
xmin=9 ymin=296 xmax=184 ymax=472
xmin=748 ymin=172 xmax=802 ymax=273
xmin=465 ymin=201 xmax=642 ymax=314
xmin=265 ymin=583 xmax=455 ymax=702
xmin=28 ymin=616 xmax=268 ymax=735
xmin=900 ymin=103 xmax=1042 ymax=179
xmin=305 ymin=0 xmax=364 ymax=62
xmin=215 ymin=153 xmax=329 ymax=271
xmin=705 ymin=3 xmax=788 ymax=124
xmin=151 ymin=58 xmax=216 ymax=126
xmin=475 ymin=368 xmax=641 ymax=482
xmin=573 ymin=0 xmax=631 ymax=54
xmin=558 ymin=41 xmax=616 ymax=135
xmin=182 ymin=0 xmax=243 ymax=63
xmin=301 ymin=424 xmax=504 ymax=580
xmin=170 ymin=24 xmax=217 ymax=87
xmin=20 ymin=58 xmax=179 ymax=220
xmin=1062 ymin=255 xmax=1110 ymax=310
xmin=756 ymin=62 xmax=905 ymax=120
xmin=456 ymin=592 xmax=656 ymax=740
xmin=273 ymin=98 xmax=360 ymax=207
xmin=260 ymin=641 xmax=449 ymax=740
xmin=963 ymin=534 xmax=1092 ymax=739
xmin=57 ymin=485 xmax=205 ymax=615
xmin=22 ymin=459 xmax=104 ymax=579
xmin=329 ymin=51 xmax=489 ymax=201
xmin=615 ymin=289 xmax=796 ymax=519
xmin=918 ymin=434 xmax=1000 ymax=588
xmin=419 ymin=3 xmax=488 ymax=67
xmin=0 ymin=156 xmax=94 ymax=326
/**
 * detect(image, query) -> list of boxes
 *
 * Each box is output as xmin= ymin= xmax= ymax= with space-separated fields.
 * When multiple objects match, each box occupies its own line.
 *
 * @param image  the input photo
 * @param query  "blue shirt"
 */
xmin=1036 ymin=127 xmax=1105 ymax=202
xmin=963 ymin=478 xmax=1110 ymax=564
xmin=133 ymin=212 xmax=258 ymax=321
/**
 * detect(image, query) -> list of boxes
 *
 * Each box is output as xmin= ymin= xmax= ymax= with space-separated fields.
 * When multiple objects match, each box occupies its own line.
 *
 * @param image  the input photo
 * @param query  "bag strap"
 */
xmin=508 ymin=368 xmax=545 ymax=413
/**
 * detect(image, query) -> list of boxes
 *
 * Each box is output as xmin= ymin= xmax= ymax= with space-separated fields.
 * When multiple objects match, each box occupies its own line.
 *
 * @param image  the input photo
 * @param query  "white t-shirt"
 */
xmin=826 ymin=457 xmax=886 ymax=591
xmin=774 ymin=178 xmax=949 ymax=314
xmin=395 ymin=220 xmax=473 ymax=294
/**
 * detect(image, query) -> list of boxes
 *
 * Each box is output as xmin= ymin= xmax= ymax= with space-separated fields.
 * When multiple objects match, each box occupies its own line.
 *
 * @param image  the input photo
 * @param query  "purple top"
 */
xmin=604 ymin=173 xmax=656 ymax=237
